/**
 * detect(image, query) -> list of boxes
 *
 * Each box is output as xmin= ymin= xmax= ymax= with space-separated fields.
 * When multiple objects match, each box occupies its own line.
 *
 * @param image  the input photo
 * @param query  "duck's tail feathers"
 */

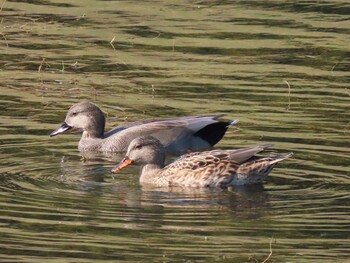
xmin=194 ymin=119 xmax=238 ymax=147
xmin=269 ymin=152 xmax=294 ymax=165
xmin=234 ymin=152 xmax=293 ymax=184
xmin=228 ymin=119 xmax=239 ymax=127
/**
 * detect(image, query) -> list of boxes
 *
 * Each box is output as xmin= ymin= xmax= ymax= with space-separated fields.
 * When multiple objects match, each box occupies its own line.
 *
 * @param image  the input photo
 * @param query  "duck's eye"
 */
xmin=71 ymin=111 xmax=78 ymax=117
xmin=135 ymin=144 xmax=142 ymax=150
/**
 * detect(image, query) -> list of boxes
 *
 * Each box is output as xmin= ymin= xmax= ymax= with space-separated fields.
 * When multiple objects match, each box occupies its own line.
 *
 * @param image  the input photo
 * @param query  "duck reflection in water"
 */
xmin=112 ymin=184 xmax=272 ymax=231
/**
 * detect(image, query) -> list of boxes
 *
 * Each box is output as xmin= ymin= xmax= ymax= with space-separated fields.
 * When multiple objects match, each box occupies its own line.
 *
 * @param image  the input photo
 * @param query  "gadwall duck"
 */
xmin=50 ymin=102 xmax=238 ymax=153
xmin=111 ymin=136 xmax=293 ymax=187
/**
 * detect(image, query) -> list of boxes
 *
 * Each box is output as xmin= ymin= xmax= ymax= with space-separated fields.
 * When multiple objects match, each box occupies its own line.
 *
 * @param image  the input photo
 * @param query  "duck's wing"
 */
xmin=162 ymin=150 xmax=239 ymax=188
xmin=161 ymin=146 xmax=289 ymax=187
xmin=227 ymin=144 xmax=273 ymax=164
xmin=104 ymin=119 xmax=160 ymax=137
xmin=105 ymin=115 xmax=224 ymax=137
xmin=112 ymin=115 xmax=237 ymax=152
xmin=235 ymin=152 xmax=293 ymax=184
xmin=167 ymin=145 xmax=273 ymax=171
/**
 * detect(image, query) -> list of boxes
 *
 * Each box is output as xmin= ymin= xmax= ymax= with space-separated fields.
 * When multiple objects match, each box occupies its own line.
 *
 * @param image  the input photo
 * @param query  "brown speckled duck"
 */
xmin=111 ymin=136 xmax=293 ymax=188
xmin=50 ymin=102 xmax=238 ymax=153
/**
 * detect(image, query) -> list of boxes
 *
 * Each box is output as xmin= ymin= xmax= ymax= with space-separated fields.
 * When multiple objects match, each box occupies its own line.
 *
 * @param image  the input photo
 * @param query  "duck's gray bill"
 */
xmin=50 ymin=122 xmax=72 ymax=137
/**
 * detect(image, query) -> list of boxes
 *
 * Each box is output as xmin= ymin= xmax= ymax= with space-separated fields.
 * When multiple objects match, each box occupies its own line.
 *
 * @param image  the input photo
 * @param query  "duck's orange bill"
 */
xmin=111 ymin=157 xmax=134 ymax=173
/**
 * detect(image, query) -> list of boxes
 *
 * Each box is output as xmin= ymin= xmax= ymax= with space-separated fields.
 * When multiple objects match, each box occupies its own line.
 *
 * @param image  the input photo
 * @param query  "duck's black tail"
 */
xmin=194 ymin=119 xmax=239 ymax=146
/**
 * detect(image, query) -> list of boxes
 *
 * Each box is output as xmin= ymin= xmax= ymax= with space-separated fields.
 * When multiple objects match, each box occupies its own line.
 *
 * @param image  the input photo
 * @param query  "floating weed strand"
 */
xmin=152 ymin=84 xmax=156 ymax=100
xmin=261 ymin=237 xmax=274 ymax=263
xmin=109 ymin=35 xmax=130 ymax=69
xmin=110 ymin=36 xmax=117 ymax=50
xmin=38 ymin=58 xmax=45 ymax=73
xmin=284 ymin=80 xmax=291 ymax=111
xmin=0 ymin=0 xmax=6 ymax=12
xmin=151 ymin=31 xmax=161 ymax=39
xmin=0 ymin=32 xmax=8 ymax=48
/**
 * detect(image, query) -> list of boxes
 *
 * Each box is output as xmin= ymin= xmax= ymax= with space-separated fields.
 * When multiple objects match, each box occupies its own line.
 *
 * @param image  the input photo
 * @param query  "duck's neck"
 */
xmin=83 ymin=115 xmax=105 ymax=139
xmin=82 ymin=129 xmax=104 ymax=139
xmin=139 ymin=163 xmax=166 ymax=186
xmin=79 ymin=128 xmax=104 ymax=152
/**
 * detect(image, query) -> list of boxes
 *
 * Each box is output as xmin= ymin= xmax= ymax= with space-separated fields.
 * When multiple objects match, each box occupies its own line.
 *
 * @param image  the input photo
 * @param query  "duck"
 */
xmin=50 ymin=102 xmax=238 ymax=153
xmin=111 ymin=136 xmax=293 ymax=188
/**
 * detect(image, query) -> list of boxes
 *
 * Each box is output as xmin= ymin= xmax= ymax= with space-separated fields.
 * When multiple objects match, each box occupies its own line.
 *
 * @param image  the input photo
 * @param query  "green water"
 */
xmin=0 ymin=0 xmax=349 ymax=262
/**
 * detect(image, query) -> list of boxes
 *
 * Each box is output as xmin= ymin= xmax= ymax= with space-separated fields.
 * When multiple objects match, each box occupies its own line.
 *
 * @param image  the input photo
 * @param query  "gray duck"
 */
xmin=50 ymin=102 xmax=238 ymax=153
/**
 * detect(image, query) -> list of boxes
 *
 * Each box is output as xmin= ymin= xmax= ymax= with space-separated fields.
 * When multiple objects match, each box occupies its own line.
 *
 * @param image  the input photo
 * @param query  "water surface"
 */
xmin=0 ymin=0 xmax=349 ymax=262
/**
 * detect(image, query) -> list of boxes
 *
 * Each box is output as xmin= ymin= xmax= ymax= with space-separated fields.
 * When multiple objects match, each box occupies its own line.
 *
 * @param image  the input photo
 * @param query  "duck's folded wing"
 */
xmin=227 ymin=144 xmax=273 ymax=164
xmin=104 ymin=114 xmax=225 ymax=138
xmin=164 ymin=151 xmax=237 ymax=187
xmin=104 ymin=119 xmax=163 ymax=137
xmin=114 ymin=115 xmax=228 ymax=148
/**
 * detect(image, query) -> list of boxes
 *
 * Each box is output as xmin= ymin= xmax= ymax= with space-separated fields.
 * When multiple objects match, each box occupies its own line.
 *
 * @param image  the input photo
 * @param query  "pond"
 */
xmin=0 ymin=0 xmax=349 ymax=262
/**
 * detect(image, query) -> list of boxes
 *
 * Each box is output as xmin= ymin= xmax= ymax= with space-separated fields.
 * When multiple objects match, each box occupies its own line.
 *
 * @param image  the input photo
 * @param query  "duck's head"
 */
xmin=50 ymin=102 xmax=105 ymax=138
xmin=111 ymin=136 xmax=165 ymax=173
